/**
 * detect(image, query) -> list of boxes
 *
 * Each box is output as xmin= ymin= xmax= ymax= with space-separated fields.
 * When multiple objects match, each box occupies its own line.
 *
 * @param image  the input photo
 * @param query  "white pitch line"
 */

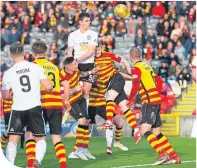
xmin=111 ymin=160 xmax=196 ymax=168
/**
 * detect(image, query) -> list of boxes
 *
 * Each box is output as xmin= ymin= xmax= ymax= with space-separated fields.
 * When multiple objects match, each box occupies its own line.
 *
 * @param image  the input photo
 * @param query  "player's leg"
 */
xmin=117 ymin=93 xmax=140 ymax=144
xmin=6 ymin=110 xmax=24 ymax=164
xmin=20 ymin=132 xmax=25 ymax=149
xmin=27 ymin=106 xmax=46 ymax=168
xmin=48 ymin=109 xmax=67 ymax=168
xmin=152 ymin=112 xmax=181 ymax=164
xmin=82 ymin=81 xmax=92 ymax=107
xmin=113 ymin=116 xmax=128 ymax=151
xmin=1 ymin=113 xmax=10 ymax=150
xmin=79 ymin=97 xmax=95 ymax=160
xmin=140 ymin=104 xmax=169 ymax=165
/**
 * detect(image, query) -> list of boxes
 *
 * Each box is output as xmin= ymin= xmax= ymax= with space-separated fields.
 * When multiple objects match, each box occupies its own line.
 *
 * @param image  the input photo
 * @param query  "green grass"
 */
xmin=13 ymin=137 xmax=196 ymax=168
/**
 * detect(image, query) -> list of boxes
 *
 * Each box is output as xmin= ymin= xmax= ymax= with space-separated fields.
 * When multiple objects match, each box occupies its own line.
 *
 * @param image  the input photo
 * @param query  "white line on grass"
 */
xmin=111 ymin=160 xmax=196 ymax=168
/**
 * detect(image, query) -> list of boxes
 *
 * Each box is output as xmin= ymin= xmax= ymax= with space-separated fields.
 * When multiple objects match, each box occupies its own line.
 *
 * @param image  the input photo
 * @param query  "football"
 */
xmin=114 ymin=4 xmax=128 ymax=18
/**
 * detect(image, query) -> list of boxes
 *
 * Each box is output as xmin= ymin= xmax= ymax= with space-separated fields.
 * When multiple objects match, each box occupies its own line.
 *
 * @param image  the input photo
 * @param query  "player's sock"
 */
xmin=144 ymin=131 xmax=163 ymax=154
xmin=54 ymin=142 xmax=67 ymax=168
xmin=72 ymin=144 xmax=77 ymax=153
xmin=115 ymin=127 xmax=123 ymax=142
xmin=76 ymin=125 xmax=85 ymax=152
xmin=36 ymin=139 xmax=46 ymax=163
xmin=82 ymin=125 xmax=89 ymax=151
xmin=0 ymin=133 xmax=9 ymax=150
xmin=106 ymin=100 xmax=116 ymax=121
xmin=106 ymin=129 xmax=113 ymax=147
xmin=124 ymin=109 xmax=138 ymax=129
xmin=6 ymin=142 xmax=17 ymax=164
xmin=26 ymin=139 xmax=36 ymax=167
xmin=157 ymin=133 xmax=177 ymax=157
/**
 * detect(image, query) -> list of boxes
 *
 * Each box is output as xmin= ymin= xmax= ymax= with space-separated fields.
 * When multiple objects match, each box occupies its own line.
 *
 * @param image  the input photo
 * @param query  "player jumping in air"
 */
xmin=67 ymin=12 xmax=98 ymax=108
xmin=91 ymin=45 xmax=141 ymax=144
xmin=29 ymin=40 xmax=67 ymax=168
xmin=60 ymin=56 xmax=95 ymax=161
xmin=1 ymin=42 xmax=53 ymax=168
xmin=128 ymin=47 xmax=181 ymax=165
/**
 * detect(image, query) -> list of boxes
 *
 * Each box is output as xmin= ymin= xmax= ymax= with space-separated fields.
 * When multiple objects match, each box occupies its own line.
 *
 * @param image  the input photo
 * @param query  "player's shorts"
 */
xmin=107 ymin=73 xmax=127 ymax=104
xmin=88 ymin=106 xmax=106 ymax=124
xmin=140 ymin=104 xmax=162 ymax=128
xmin=78 ymin=63 xmax=95 ymax=83
xmin=70 ymin=97 xmax=88 ymax=120
xmin=4 ymin=113 xmax=11 ymax=130
xmin=7 ymin=106 xmax=45 ymax=137
xmin=43 ymin=108 xmax=62 ymax=135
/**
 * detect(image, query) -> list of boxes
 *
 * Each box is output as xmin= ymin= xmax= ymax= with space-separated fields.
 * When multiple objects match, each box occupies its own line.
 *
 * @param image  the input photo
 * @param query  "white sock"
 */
xmin=134 ymin=127 xmax=139 ymax=134
xmin=85 ymin=98 xmax=89 ymax=109
xmin=106 ymin=129 xmax=113 ymax=147
xmin=36 ymin=139 xmax=46 ymax=163
xmin=6 ymin=142 xmax=17 ymax=164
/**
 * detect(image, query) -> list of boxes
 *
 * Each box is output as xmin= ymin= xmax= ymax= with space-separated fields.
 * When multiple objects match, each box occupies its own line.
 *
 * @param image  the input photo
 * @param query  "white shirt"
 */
xmin=2 ymin=61 xmax=47 ymax=111
xmin=68 ymin=29 xmax=98 ymax=64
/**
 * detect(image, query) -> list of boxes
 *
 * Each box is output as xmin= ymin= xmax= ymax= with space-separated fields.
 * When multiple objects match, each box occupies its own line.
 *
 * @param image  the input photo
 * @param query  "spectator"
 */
xmin=156 ymin=17 xmax=165 ymax=36
xmin=116 ymin=20 xmax=127 ymax=37
xmin=146 ymin=27 xmax=157 ymax=49
xmin=135 ymin=17 xmax=146 ymax=35
xmin=34 ymin=9 xmax=43 ymax=27
xmin=21 ymin=31 xmax=30 ymax=45
xmin=54 ymin=25 xmax=68 ymax=43
xmin=159 ymin=49 xmax=171 ymax=64
xmin=168 ymin=59 xmax=177 ymax=80
xmin=135 ymin=28 xmax=146 ymax=50
xmin=159 ymin=61 xmax=169 ymax=79
xmin=131 ymin=4 xmax=143 ymax=20
xmin=152 ymin=1 xmax=166 ymax=18
xmin=22 ymin=16 xmax=31 ymax=32
xmin=166 ymin=41 xmax=175 ymax=56
xmin=170 ymin=22 xmax=182 ymax=39
xmin=163 ymin=21 xmax=171 ymax=37
xmin=39 ymin=14 xmax=49 ymax=32
xmin=177 ymin=67 xmax=191 ymax=88
xmin=0 ymin=56 xmax=8 ymax=72
xmin=174 ymin=40 xmax=186 ymax=62
xmin=180 ymin=1 xmax=190 ymax=16
xmin=49 ymin=14 xmax=57 ymax=30
xmin=8 ymin=26 xmax=20 ymax=44
xmin=11 ymin=18 xmax=22 ymax=33
xmin=1 ymin=28 xmax=10 ymax=44
xmin=184 ymin=31 xmax=196 ymax=55
xmin=170 ymin=53 xmax=180 ymax=65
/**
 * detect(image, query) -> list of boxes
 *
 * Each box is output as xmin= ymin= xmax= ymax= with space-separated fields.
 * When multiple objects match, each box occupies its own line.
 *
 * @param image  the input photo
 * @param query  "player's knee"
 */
xmin=83 ymin=90 xmax=90 ymax=98
xmin=118 ymin=101 xmax=128 ymax=112
xmin=34 ymin=136 xmax=45 ymax=142
xmin=78 ymin=117 xmax=87 ymax=125
xmin=113 ymin=117 xmax=123 ymax=128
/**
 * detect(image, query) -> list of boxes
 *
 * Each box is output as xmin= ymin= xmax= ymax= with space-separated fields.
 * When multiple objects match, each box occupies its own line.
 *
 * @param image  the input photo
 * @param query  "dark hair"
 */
xmin=79 ymin=12 xmax=90 ymax=21
xmin=9 ymin=42 xmax=24 ymax=56
xmin=64 ymin=56 xmax=74 ymax=65
xmin=32 ymin=40 xmax=47 ymax=54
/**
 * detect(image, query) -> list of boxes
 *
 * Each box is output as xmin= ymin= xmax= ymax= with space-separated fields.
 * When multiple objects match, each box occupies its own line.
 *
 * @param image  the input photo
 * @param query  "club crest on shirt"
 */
xmin=87 ymin=35 xmax=91 ymax=40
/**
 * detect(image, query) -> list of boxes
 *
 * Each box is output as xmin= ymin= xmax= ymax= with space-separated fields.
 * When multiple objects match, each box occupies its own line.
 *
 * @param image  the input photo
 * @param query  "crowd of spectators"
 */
xmin=0 ymin=1 xmax=196 ymax=99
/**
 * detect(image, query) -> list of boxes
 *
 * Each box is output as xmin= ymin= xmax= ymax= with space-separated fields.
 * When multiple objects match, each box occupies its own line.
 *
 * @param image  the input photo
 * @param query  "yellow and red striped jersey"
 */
xmin=94 ymin=52 xmax=121 ymax=84
xmin=60 ymin=69 xmax=82 ymax=104
xmin=129 ymin=61 xmax=161 ymax=105
xmin=34 ymin=58 xmax=63 ymax=109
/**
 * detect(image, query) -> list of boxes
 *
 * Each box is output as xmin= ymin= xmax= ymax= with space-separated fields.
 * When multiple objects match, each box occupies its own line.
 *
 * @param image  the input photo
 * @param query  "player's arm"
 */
xmin=38 ymin=66 xmax=53 ymax=92
xmin=67 ymin=33 xmax=74 ymax=57
xmin=76 ymin=44 xmax=96 ymax=62
xmin=80 ymin=66 xmax=100 ymax=77
xmin=1 ymin=72 xmax=13 ymax=100
xmin=120 ymin=72 xmax=132 ymax=80
xmin=128 ymin=67 xmax=142 ymax=102
xmin=60 ymin=80 xmax=71 ymax=111
xmin=110 ymin=53 xmax=131 ymax=74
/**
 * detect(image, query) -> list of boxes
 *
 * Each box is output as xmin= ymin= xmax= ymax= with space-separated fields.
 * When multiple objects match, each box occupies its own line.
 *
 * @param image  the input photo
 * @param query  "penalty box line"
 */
xmin=111 ymin=160 xmax=196 ymax=168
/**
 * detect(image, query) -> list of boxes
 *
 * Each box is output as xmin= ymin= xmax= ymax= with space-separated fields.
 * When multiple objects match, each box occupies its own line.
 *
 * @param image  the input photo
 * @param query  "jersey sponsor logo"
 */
xmin=43 ymin=65 xmax=56 ymax=71
xmin=87 ymin=35 xmax=91 ymax=40
xmin=132 ymin=74 xmax=138 ymax=79
xmin=16 ymin=68 xmax=30 ymax=75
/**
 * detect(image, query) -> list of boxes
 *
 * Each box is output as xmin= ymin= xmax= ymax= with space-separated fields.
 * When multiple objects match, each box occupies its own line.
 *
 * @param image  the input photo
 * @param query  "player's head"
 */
xmin=129 ymin=47 xmax=142 ymax=63
xmin=64 ymin=56 xmax=78 ymax=72
xmin=31 ymin=40 xmax=47 ymax=58
xmin=95 ymin=44 xmax=102 ymax=58
xmin=9 ymin=42 xmax=24 ymax=58
xmin=79 ymin=12 xmax=91 ymax=30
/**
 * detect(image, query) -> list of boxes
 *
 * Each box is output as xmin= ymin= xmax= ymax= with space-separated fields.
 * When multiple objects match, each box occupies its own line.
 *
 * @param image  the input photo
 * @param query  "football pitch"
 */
xmin=14 ymin=137 xmax=196 ymax=168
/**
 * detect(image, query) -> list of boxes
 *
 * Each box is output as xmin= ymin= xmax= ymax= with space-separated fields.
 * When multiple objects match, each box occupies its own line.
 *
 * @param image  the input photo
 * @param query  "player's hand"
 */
xmin=126 ymin=100 xmax=132 ymax=107
xmin=64 ymin=100 xmax=71 ymax=111
xmin=91 ymin=66 xmax=100 ymax=74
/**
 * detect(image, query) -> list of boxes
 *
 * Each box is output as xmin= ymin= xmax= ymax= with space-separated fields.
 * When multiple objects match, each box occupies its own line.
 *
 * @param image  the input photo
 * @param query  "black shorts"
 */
xmin=4 ymin=113 xmax=11 ymax=130
xmin=43 ymin=109 xmax=62 ymax=135
xmin=88 ymin=106 xmax=106 ymax=124
xmin=7 ymin=106 xmax=45 ymax=137
xmin=78 ymin=63 xmax=94 ymax=83
xmin=108 ymin=73 xmax=127 ymax=104
xmin=140 ymin=104 xmax=162 ymax=128
xmin=70 ymin=97 xmax=88 ymax=120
